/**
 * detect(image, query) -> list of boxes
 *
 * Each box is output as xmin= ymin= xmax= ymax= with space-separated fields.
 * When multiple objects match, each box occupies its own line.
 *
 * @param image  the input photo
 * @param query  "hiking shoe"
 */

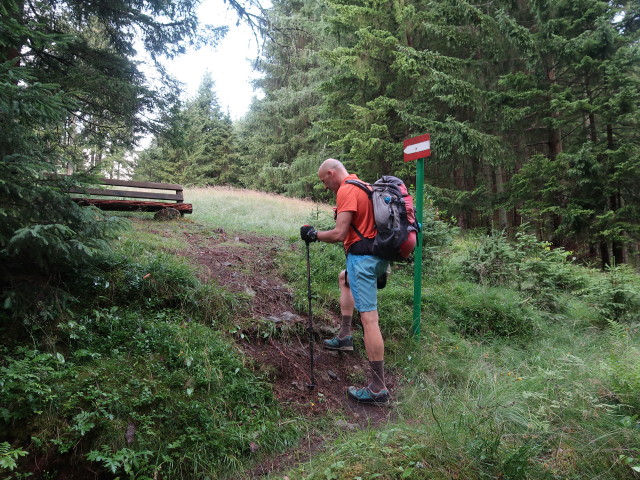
xmin=323 ymin=335 xmax=353 ymax=351
xmin=347 ymin=385 xmax=389 ymax=404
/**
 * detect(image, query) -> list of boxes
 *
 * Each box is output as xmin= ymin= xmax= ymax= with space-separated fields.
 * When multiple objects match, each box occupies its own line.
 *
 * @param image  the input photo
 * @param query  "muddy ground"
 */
xmin=177 ymin=226 xmax=397 ymax=477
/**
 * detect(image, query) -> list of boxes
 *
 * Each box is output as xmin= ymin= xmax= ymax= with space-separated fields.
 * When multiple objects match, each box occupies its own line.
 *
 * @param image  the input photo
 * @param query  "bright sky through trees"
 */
xmin=162 ymin=2 xmax=263 ymax=120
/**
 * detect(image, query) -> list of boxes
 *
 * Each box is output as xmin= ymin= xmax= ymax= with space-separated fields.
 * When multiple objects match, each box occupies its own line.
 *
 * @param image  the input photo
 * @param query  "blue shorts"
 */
xmin=346 ymin=254 xmax=389 ymax=312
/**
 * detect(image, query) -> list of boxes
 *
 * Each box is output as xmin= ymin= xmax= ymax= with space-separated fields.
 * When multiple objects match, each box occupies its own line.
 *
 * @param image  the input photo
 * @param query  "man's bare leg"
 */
xmin=360 ymin=310 xmax=386 ymax=392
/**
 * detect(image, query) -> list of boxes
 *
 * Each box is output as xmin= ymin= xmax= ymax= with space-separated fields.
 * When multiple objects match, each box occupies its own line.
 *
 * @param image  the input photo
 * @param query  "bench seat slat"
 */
xmin=57 ymin=174 xmax=192 ymax=214
xmin=98 ymin=178 xmax=184 ymax=191
xmin=69 ymin=187 xmax=183 ymax=202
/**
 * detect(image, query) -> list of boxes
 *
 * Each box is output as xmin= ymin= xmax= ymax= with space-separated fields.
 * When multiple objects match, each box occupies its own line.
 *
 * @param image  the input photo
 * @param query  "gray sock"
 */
xmin=338 ymin=315 xmax=352 ymax=338
xmin=369 ymin=360 xmax=385 ymax=392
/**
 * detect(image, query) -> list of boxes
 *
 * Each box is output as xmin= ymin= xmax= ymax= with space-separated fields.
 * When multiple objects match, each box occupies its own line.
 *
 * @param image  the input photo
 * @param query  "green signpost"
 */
xmin=402 ymin=134 xmax=431 ymax=337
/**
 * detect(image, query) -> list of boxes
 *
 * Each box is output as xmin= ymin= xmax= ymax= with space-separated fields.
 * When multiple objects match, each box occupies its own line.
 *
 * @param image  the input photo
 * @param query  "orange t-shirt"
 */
xmin=336 ymin=174 xmax=376 ymax=253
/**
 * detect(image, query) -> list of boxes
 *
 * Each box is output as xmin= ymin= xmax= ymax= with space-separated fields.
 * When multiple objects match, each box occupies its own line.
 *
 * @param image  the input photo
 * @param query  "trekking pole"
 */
xmin=305 ymin=240 xmax=316 ymax=390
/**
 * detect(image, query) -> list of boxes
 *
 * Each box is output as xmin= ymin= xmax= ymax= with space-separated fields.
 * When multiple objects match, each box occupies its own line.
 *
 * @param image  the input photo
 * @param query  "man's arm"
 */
xmin=317 ymin=211 xmax=353 ymax=243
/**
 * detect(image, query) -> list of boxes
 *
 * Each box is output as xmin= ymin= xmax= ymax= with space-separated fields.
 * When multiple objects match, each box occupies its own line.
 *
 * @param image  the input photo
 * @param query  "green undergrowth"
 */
xmin=3 ymin=189 xmax=640 ymax=479
xmin=276 ymin=221 xmax=640 ymax=479
xmin=1 ymin=218 xmax=299 ymax=479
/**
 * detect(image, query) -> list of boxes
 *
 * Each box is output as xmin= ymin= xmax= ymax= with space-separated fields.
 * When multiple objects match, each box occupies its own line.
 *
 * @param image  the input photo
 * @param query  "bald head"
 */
xmin=319 ymin=158 xmax=345 ymax=176
xmin=318 ymin=158 xmax=349 ymax=194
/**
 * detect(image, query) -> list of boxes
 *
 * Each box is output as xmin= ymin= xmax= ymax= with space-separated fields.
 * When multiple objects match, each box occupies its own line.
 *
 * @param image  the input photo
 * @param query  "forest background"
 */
xmin=134 ymin=0 xmax=640 ymax=270
xmin=2 ymin=0 xmax=638 ymax=272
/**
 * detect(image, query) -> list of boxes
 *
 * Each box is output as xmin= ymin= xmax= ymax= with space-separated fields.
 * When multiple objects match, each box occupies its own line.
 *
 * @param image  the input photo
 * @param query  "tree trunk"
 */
xmin=481 ymin=160 xmax=494 ymax=230
xmin=607 ymin=123 xmax=625 ymax=265
xmin=495 ymin=165 xmax=508 ymax=231
xmin=547 ymin=66 xmax=564 ymax=244
xmin=454 ymin=166 xmax=467 ymax=229
xmin=547 ymin=67 xmax=563 ymax=160
xmin=600 ymin=241 xmax=611 ymax=270
xmin=1 ymin=1 xmax=24 ymax=160
xmin=610 ymin=189 xmax=625 ymax=265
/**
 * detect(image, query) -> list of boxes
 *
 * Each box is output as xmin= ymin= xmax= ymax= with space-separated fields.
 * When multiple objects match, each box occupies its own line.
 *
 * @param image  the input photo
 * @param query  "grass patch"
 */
xmin=188 ymin=186 xmax=332 ymax=236
xmin=427 ymin=281 xmax=537 ymax=338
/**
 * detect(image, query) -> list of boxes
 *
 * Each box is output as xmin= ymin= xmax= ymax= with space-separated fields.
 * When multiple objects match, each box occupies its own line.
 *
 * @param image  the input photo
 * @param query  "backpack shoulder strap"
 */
xmin=344 ymin=179 xmax=372 ymax=240
xmin=345 ymin=179 xmax=372 ymax=197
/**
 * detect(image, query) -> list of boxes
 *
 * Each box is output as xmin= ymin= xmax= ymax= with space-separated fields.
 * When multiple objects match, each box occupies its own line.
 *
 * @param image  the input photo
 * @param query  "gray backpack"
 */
xmin=346 ymin=176 xmax=419 ymax=261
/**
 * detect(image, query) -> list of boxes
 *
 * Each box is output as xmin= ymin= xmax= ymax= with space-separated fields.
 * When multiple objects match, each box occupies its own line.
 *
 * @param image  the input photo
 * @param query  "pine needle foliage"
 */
xmin=241 ymin=0 xmax=640 ymax=265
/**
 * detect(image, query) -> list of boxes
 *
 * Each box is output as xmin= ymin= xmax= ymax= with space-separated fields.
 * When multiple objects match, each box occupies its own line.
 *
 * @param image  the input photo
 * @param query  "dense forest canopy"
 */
xmin=137 ymin=0 xmax=640 ymax=268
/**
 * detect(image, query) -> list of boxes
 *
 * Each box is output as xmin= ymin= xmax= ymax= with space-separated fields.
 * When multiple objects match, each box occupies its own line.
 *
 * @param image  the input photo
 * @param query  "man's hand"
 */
xmin=300 ymin=225 xmax=318 ymax=243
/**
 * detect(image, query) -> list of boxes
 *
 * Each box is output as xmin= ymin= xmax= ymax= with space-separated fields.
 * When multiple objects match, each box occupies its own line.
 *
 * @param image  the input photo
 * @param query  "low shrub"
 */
xmin=461 ymin=229 xmax=585 ymax=312
xmin=461 ymin=230 xmax=517 ymax=286
xmin=428 ymin=282 xmax=536 ymax=338
xmin=421 ymin=203 xmax=459 ymax=269
xmin=585 ymin=265 xmax=640 ymax=324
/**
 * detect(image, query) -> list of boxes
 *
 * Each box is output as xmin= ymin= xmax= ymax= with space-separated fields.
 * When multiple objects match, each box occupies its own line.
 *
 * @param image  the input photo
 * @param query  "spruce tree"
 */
xmin=236 ymin=0 xmax=336 ymax=199
xmin=502 ymin=0 xmax=640 ymax=266
xmin=135 ymin=74 xmax=237 ymax=185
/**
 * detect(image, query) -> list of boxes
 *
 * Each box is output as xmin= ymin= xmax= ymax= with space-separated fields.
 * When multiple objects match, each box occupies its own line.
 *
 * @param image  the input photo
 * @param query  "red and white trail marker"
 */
xmin=403 ymin=134 xmax=431 ymax=162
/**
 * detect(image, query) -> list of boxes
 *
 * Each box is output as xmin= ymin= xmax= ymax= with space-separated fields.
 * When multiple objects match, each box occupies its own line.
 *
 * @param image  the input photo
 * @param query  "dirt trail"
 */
xmin=178 ymin=226 xmax=398 ymax=476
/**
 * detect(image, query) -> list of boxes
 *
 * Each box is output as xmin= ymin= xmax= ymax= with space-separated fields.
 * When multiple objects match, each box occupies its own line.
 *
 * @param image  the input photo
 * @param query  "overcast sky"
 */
xmin=161 ymin=2 xmax=264 ymax=120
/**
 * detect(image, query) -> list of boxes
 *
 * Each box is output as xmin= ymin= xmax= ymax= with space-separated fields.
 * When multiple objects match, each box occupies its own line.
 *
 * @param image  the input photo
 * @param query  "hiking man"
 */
xmin=300 ymin=158 xmax=390 ymax=404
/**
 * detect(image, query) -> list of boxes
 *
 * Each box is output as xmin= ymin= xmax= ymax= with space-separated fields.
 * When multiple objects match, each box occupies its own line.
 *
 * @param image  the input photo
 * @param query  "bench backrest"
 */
xmin=70 ymin=178 xmax=184 ymax=203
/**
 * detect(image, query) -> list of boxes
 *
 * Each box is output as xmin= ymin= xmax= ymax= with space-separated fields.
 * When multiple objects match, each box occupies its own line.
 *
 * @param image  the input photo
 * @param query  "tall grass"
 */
xmin=187 ymin=186 xmax=332 ymax=237
xmin=275 ymin=213 xmax=640 ymax=479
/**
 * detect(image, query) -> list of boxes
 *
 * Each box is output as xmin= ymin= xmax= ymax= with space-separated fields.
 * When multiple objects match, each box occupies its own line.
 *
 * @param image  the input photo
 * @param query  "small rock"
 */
xmin=318 ymin=325 xmax=336 ymax=335
xmin=335 ymin=419 xmax=357 ymax=430
xmin=125 ymin=422 xmax=136 ymax=444
xmin=291 ymin=381 xmax=305 ymax=391
xmin=281 ymin=311 xmax=301 ymax=322
xmin=244 ymin=286 xmax=256 ymax=296
xmin=154 ymin=207 xmax=181 ymax=221
xmin=267 ymin=316 xmax=282 ymax=323
xmin=250 ymin=442 xmax=259 ymax=453
xmin=327 ymin=369 xmax=338 ymax=380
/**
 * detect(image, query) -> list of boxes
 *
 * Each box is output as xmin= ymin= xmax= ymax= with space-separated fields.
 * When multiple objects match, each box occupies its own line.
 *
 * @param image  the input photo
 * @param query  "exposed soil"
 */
xmin=177 ymin=225 xmax=398 ymax=477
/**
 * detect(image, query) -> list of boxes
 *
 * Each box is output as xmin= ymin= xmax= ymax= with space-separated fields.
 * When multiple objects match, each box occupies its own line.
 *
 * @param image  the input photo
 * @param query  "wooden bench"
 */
xmin=69 ymin=178 xmax=193 ymax=215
